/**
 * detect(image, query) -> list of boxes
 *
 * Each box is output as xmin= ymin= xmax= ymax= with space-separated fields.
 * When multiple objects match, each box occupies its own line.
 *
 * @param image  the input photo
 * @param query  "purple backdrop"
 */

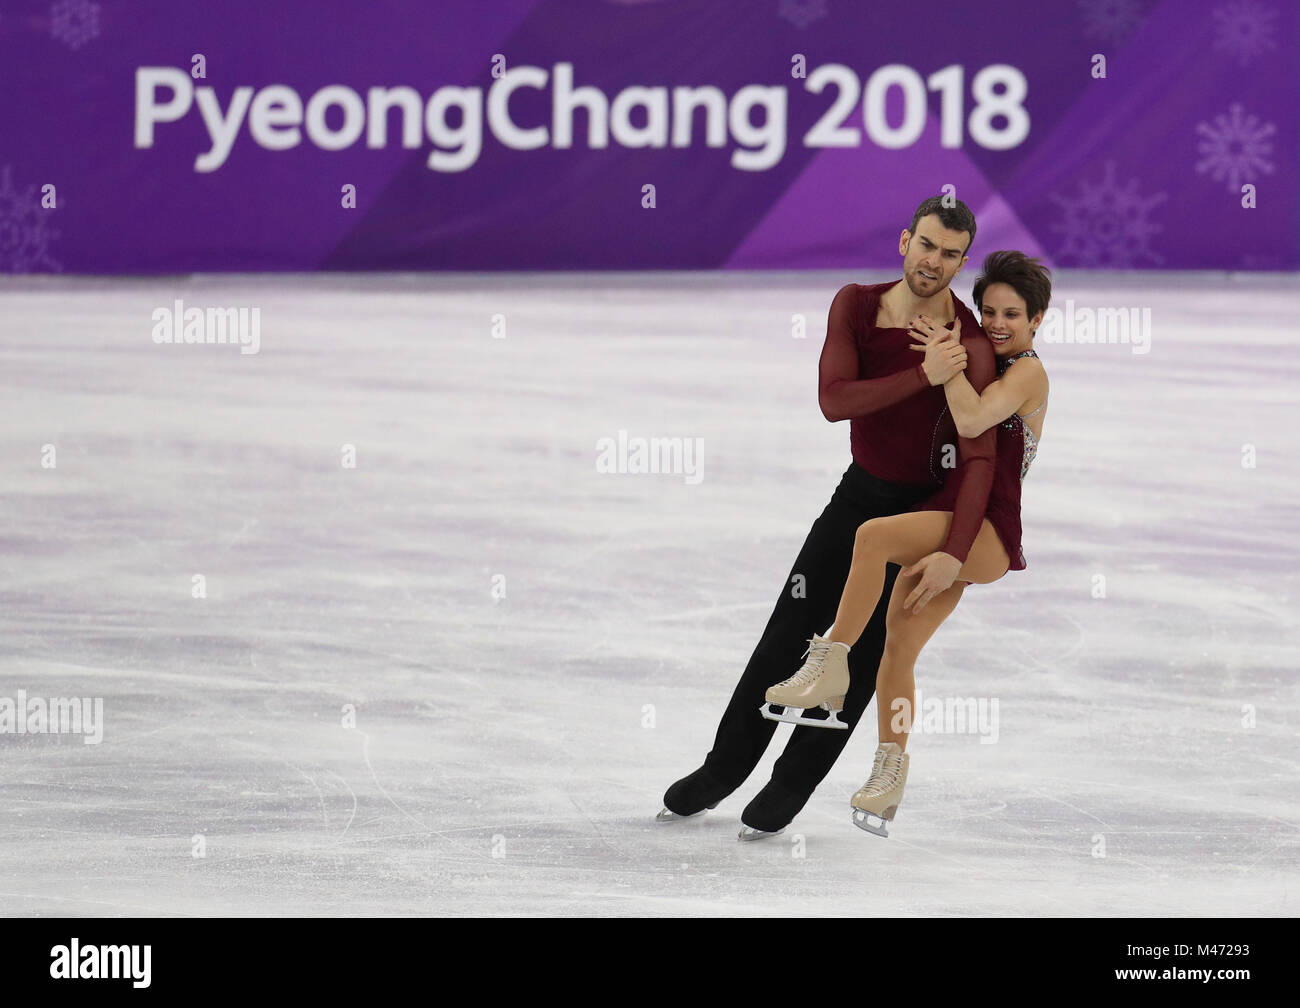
xmin=0 ymin=0 xmax=1294 ymax=273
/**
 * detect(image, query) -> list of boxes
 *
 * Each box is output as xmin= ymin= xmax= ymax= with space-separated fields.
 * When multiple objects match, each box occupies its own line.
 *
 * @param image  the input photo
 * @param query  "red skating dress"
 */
xmin=912 ymin=349 xmax=1043 ymax=572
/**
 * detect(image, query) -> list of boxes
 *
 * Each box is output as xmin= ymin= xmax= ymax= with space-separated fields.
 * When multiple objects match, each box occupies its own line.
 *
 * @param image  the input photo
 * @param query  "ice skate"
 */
xmin=760 ymin=634 xmax=851 ymax=729
xmin=850 ymin=741 xmax=908 ymax=838
xmin=737 ymin=825 xmax=784 ymax=841
xmin=737 ymin=778 xmax=803 ymax=841
xmin=658 ymin=765 xmax=730 ymax=821
xmin=655 ymin=802 xmax=718 ymax=822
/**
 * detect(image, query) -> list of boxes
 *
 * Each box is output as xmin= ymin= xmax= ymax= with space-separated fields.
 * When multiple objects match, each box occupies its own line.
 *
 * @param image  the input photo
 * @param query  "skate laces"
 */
xmin=786 ymin=637 xmax=831 ymax=686
xmin=859 ymin=749 xmax=903 ymax=796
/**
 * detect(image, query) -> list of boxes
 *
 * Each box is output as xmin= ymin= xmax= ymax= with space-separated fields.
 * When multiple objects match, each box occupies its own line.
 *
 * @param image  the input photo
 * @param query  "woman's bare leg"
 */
xmin=827 ymin=511 xmax=1008 ymax=648
xmin=872 ymin=518 xmax=1010 ymax=751
xmin=875 ymin=572 xmax=964 ymax=750
xmin=826 ymin=512 xmax=951 ymax=648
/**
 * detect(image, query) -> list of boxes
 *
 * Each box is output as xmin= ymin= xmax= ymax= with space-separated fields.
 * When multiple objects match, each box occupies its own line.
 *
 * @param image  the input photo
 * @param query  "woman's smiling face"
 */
xmin=980 ymin=282 xmax=1042 ymax=356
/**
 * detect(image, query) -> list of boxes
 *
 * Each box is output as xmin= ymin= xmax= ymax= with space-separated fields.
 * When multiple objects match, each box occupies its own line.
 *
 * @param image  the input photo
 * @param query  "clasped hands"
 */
xmin=909 ymin=314 xmax=966 ymax=386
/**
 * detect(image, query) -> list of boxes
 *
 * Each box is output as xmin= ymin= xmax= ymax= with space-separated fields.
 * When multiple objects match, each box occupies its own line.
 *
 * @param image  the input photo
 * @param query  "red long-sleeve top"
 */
xmin=817 ymin=281 xmax=996 ymax=564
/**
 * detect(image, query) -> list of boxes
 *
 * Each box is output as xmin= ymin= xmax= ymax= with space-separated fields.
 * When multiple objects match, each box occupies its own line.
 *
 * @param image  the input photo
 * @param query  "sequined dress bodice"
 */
xmin=997 ymin=349 xmax=1044 ymax=482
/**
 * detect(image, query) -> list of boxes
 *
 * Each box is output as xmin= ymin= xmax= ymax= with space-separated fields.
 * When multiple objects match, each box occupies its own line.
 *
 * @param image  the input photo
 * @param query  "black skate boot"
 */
xmin=657 ymin=765 xmax=730 ymax=821
xmin=737 ymin=778 xmax=810 ymax=840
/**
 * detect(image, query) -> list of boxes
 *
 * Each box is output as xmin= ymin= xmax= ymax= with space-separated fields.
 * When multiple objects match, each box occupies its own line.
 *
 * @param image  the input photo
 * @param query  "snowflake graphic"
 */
xmin=50 ymin=0 xmax=100 ymax=50
xmin=1077 ymin=0 xmax=1146 ymax=40
xmin=0 ymin=166 xmax=62 ymax=273
xmin=1195 ymin=104 xmax=1275 ymax=193
xmin=1049 ymin=162 xmax=1166 ymax=268
xmin=1211 ymin=0 xmax=1278 ymax=65
xmin=778 ymin=0 xmax=828 ymax=30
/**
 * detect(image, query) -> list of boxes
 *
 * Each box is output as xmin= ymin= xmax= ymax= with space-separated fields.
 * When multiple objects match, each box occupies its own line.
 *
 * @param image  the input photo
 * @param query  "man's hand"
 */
xmin=909 ymin=316 xmax=965 ymax=386
xmin=900 ymin=551 xmax=962 ymax=613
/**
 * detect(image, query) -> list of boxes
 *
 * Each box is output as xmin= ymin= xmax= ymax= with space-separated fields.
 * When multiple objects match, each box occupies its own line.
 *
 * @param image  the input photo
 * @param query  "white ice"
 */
xmin=0 ymin=270 xmax=1296 ymax=916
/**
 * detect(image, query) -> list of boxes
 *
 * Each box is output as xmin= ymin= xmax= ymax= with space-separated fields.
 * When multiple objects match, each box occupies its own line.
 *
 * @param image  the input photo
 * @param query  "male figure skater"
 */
xmin=658 ymin=195 xmax=997 ymax=838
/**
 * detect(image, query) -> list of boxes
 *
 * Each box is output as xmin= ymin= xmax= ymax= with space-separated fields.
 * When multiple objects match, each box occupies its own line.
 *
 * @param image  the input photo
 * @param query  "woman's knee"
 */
xmin=853 ymin=518 xmax=878 ymax=545
xmin=853 ymin=516 xmax=891 ymax=554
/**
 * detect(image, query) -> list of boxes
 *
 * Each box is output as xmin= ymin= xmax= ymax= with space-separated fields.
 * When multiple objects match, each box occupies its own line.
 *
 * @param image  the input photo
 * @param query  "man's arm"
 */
xmin=937 ymin=332 xmax=997 ymax=564
xmin=897 ymin=323 xmax=999 ymax=614
xmin=818 ymin=284 xmax=937 ymax=422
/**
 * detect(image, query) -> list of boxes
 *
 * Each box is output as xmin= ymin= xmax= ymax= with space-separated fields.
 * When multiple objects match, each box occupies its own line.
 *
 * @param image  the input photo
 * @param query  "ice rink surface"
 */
xmin=0 ymin=270 xmax=1296 ymax=917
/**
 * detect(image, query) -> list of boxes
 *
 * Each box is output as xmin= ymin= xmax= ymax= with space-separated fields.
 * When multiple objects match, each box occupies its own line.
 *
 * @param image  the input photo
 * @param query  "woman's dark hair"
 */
xmin=972 ymin=250 xmax=1052 ymax=322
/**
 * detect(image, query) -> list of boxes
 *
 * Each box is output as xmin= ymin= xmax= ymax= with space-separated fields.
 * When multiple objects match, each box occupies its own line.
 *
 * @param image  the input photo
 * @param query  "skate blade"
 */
xmin=737 ymin=825 xmax=785 ymax=842
xmin=759 ymin=702 xmax=847 ymax=730
xmin=655 ymin=802 xmax=719 ymax=822
xmin=851 ymin=808 xmax=891 ymax=838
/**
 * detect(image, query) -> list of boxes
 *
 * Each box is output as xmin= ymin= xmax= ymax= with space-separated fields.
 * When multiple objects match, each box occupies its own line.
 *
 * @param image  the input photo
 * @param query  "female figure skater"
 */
xmin=761 ymin=250 xmax=1052 ymax=837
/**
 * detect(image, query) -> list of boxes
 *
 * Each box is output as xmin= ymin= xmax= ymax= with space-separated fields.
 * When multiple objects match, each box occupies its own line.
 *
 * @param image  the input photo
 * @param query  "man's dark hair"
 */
xmin=908 ymin=196 xmax=976 ymax=255
xmin=972 ymin=250 xmax=1053 ymax=322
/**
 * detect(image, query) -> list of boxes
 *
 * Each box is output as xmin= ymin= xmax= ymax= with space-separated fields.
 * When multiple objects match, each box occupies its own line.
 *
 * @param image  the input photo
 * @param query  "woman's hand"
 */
xmin=909 ymin=316 xmax=965 ymax=386
xmin=900 ymin=551 xmax=962 ymax=613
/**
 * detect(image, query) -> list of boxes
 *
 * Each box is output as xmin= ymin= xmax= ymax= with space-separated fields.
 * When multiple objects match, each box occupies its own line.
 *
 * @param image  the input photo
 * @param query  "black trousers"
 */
xmin=702 ymin=460 xmax=935 ymax=796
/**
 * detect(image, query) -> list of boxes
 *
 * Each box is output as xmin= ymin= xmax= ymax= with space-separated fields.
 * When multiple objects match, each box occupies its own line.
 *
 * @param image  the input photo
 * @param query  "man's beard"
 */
xmin=905 ymin=266 xmax=947 ymax=297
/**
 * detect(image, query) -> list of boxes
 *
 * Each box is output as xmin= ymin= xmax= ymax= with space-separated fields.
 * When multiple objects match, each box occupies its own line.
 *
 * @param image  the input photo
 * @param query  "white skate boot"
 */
xmin=850 ymin=741 xmax=909 ymax=838
xmin=760 ymin=635 xmax=851 ymax=729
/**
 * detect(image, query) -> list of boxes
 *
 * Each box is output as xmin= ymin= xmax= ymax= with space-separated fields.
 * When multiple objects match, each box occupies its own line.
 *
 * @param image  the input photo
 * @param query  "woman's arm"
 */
xmin=910 ymin=318 xmax=1046 ymax=437
xmin=941 ymin=361 xmax=1044 ymax=438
